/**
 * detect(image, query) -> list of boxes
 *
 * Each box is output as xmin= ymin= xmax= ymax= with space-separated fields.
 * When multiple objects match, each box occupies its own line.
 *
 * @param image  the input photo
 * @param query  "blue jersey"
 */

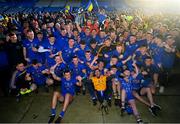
xmin=53 ymin=30 xmax=61 ymax=39
xmin=27 ymin=65 xmax=47 ymax=85
xmin=75 ymin=45 xmax=89 ymax=61
xmin=124 ymin=39 xmax=146 ymax=58
xmin=91 ymin=35 xmax=101 ymax=44
xmin=119 ymin=76 xmax=134 ymax=100
xmin=61 ymin=77 xmax=77 ymax=96
xmin=134 ymin=51 xmax=149 ymax=67
xmin=54 ymin=63 xmax=67 ymax=77
xmin=124 ymin=43 xmax=139 ymax=58
xmin=132 ymin=74 xmax=143 ymax=90
xmin=56 ymin=35 xmax=69 ymax=50
xmin=61 ymin=46 xmax=76 ymax=64
xmin=105 ymin=62 xmax=123 ymax=70
xmin=101 ymin=46 xmax=115 ymax=63
xmin=42 ymin=41 xmax=61 ymax=68
xmin=83 ymin=55 xmax=95 ymax=76
xmin=35 ymin=38 xmax=47 ymax=64
xmin=120 ymin=77 xmax=133 ymax=92
xmin=80 ymin=32 xmax=92 ymax=45
xmin=97 ymin=36 xmax=107 ymax=46
xmin=148 ymin=42 xmax=156 ymax=53
xmin=23 ymin=38 xmax=39 ymax=62
xmin=96 ymin=13 xmax=107 ymax=23
xmin=68 ymin=62 xmax=85 ymax=77
xmin=110 ymin=50 xmax=122 ymax=58
xmin=151 ymin=44 xmax=164 ymax=65
xmin=161 ymin=49 xmax=175 ymax=69
xmin=141 ymin=65 xmax=155 ymax=87
xmin=111 ymin=71 xmax=122 ymax=81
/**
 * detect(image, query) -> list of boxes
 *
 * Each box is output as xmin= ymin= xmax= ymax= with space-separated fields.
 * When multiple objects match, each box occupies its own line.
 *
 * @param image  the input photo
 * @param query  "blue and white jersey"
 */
xmin=82 ymin=55 xmax=96 ymax=76
xmin=132 ymin=73 xmax=143 ymax=90
xmin=61 ymin=77 xmax=77 ymax=96
xmin=75 ymin=45 xmax=90 ymax=61
xmin=42 ymin=41 xmax=61 ymax=67
xmin=68 ymin=62 xmax=85 ymax=77
xmin=23 ymin=38 xmax=39 ymax=62
xmin=56 ymin=35 xmax=69 ymax=50
xmin=54 ymin=63 xmax=67 ymax=78
xmin=61 ymin=46 xmax=76 ymax=64
xmin=79 ymin=32 xmax=92 ymax=45
xmin=134 ymin=51 xmax=149 ymax=67
xmin=161 ymin=48 xmax=175 ymax=69
xmin=27 ymin=65 xmax=47 ymax=85
xmin=120 ymin=76 xmax=133 ymax=93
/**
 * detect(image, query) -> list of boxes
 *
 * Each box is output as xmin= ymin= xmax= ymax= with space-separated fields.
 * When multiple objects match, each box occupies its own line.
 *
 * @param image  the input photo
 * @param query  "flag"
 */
xmin=85 ymin=0 xmax=93 ymax=12
xmin=65 ymin=5 xmax=72 ymax=13
xmin=92 ymin=0 xmax=99 ymax=10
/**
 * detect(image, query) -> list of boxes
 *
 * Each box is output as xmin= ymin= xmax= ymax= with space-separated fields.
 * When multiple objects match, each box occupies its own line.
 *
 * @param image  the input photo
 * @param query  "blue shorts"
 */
xmin=126 ymin=91 xmax=134 ymax=101
xmin=62 ymin=90 xmax=75 ymax=97
xmin=133 ymin=88 xmax=142 ymax=96
xmin=141 ymin=78 xmax=152 ymax=88
xmin=152 ymin=64 xmax=160 ymax=73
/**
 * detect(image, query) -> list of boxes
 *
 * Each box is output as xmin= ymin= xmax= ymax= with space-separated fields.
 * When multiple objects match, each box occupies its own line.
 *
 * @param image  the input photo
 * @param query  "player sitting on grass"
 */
xmin=120 ymin=62 xmax=143 ymax=124
xmin=48 ymin=70 xmax=82 ymax=123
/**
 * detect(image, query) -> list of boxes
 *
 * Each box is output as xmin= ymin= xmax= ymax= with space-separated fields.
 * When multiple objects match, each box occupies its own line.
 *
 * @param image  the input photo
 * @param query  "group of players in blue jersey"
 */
xmin=1 ymin=8 xmax=178 ymax=124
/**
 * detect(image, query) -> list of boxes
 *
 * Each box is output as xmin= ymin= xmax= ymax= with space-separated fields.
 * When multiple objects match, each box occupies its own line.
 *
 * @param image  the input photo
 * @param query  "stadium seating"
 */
xmin=0 ymin=0 xmax=116 ymax=14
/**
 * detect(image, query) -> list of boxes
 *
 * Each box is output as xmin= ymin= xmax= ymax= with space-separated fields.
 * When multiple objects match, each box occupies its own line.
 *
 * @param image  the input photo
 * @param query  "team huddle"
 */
xmin=4 ymin=9 xmax=178 ymax=123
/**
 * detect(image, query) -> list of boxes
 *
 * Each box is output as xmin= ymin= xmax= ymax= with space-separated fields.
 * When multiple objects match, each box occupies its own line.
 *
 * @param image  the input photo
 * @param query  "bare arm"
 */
xmin=122 ymin=56 xmax=132 ymax=64
xmin=132 ymin=62 xmax=139 ymax=78
xmin=23 ymin=47 xmax=30 ymax=62
xmin=90 ymin=56 xmax=98 ymax=67
xmin=10 ymin=70 xmax=18 ymax=89
xmin=50 ymin=65 xmax=61 ymax=81
xmin=23 ymin=47 xmax=27 ymax=60
xmin=76 ymin=22 xmax=82 ymax=33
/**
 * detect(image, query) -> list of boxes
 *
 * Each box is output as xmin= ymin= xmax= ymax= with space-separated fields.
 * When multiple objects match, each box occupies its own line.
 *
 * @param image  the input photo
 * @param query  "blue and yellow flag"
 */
xmin=85 ymin=0 xmax=93 ymax=12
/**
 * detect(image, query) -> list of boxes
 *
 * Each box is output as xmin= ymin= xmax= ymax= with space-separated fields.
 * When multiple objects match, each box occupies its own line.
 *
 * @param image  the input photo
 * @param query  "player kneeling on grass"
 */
xmin=10 ymin=62 xmax=37 ymax=101
xmin=120 ymin=63 xmax=143 ymax=124
xmin=48 ymin=70 xmax=82 ymax=123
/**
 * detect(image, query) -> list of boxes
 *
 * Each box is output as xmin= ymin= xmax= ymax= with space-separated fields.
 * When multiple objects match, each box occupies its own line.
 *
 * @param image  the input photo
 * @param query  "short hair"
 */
xmin=72 ymin=55 xmax=78 ymax=59
xmin=111 ymin=55 xmax=118 ymax=59
xmin=85 ymin=50 xmax=91 ymax=53
xmin=48 ymin=34 xmax=55 ymax=38
xmin=80 ymin=40 xmax=86 ymax=45
xmin=105 ymin=37 xmax=111 ymax=41
xmin=9 ymin=32 xmax=16 ymax=37
xmin=111 ymin=65 xmax=117 ymax=69
xmin=61 ymin=28 xmax=66 ymax=31
xmin=145 ymin=56 xmax=152 ymax=60
xmin=32 ymin=59 xmax=38 ymax=65
xmin=73 ymin=28 xmax=78 ymax=32
xmin=37 ymin=31 xmax=43 ymax=35
xmin=68 ymin=37 xmax=74 ymax=41
xmin=27 ymin=29 xmax=33 ymax=33
xmin=64 ymin=70 xmax=71 ymax=74
xmin=16 ymin=61 xmax=24 ymax=66
xmin=90 ymin=39 xmax=97 ymax=44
